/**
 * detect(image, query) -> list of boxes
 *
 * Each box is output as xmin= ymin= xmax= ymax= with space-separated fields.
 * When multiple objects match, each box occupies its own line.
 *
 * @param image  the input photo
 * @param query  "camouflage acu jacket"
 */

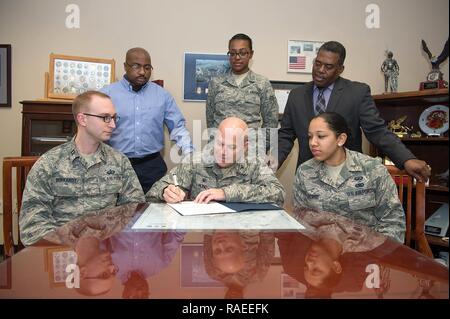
xmin=206 ymin=70 xmax=279 ymax=130
xmin=19 ymin=140 xmax=145 ymax=246
xmin=293 ymin=149 xmax=405 ymax=243
xmin=147 ymin=152 xmax=285 ymax=206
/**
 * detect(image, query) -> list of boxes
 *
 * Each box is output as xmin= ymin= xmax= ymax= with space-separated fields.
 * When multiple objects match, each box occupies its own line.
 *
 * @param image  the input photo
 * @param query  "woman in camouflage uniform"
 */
xmin=293 ymin=112 xmax=405 ymax=243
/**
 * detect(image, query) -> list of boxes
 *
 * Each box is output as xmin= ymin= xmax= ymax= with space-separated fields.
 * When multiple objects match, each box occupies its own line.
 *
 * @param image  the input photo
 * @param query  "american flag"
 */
xmin=289 ymin=56 xmax=306 ymax=69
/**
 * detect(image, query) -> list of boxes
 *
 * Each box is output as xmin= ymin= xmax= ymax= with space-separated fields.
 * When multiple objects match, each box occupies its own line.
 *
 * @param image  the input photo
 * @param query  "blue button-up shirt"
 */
xmin=110 ymin=231 xmax=185 ymax=283
xmin=101 ymin=77 xmax=194 ymax=158
xmin=313 ymin=83 xmax=334 ymax=113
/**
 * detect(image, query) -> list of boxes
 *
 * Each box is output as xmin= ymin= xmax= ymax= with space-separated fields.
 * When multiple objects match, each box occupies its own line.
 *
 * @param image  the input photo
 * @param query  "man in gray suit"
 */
xmin=277 ymin=41 xmax=430 ymax=182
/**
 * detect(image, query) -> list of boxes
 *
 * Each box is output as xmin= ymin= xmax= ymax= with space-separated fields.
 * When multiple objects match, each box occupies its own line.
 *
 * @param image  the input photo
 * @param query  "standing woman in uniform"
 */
xmin=293 ymin=112 xmax=405 ymax=242
xmin=206 ymin=33 xmax=279 ymax=157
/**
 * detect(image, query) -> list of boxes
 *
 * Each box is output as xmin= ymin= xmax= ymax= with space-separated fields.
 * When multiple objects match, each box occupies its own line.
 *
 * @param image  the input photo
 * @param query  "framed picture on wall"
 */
xmin=0 ymin=44 xmax=12 ymax=107
xmin=47 ymin=53 xmax=115 ymax=100
xmin=44 ymin=246 xmax=77 ymax=287
xmin=287 ymin=40 xmax=324 ymax=73
xmin=270 ymin=80 xmax=304 ymax=115
xmin=183 ymin=52 xmax=230 ymax=101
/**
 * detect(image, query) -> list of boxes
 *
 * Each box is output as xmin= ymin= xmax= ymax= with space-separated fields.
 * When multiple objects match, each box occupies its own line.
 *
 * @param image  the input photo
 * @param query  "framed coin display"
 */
xmin=48 ymin=53 xmax=115 ymax=100
xmin=45 ymin=246 xmax=77 ymax=287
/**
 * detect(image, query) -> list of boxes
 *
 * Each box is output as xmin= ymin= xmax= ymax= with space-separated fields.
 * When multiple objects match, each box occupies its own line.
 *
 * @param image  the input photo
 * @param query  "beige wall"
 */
xmin=1 ymin=0 xmax=448 ymax=213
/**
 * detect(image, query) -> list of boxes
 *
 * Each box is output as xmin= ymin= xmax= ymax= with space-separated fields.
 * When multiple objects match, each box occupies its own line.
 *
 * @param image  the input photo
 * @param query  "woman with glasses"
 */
xmin=206 ymin=33 xmax=279 ymax=158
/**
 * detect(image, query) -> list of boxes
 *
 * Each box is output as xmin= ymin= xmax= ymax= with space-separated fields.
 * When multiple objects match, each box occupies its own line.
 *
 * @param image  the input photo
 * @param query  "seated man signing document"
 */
xmin=147 ymin=117 xmax=285 ymax=207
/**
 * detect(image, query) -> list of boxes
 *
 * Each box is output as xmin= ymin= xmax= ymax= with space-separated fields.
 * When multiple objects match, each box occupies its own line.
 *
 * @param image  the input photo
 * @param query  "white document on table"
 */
xmin=167 ymin=201 xmax=235 ymax=216
xmin=131 ymin=203 xmax=305 ymax=231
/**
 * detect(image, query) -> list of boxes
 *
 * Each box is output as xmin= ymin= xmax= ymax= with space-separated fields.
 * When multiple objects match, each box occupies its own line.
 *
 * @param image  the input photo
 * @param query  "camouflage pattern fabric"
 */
xmin=19 ymin=140 xmax=145 ymax=246
xmin=293 ymin=207 xmax=388 ymax=252
xmin=293 ymin=149 xmax=405 ymax=243
xmin=147 ymin=151 xmax=285 ymax=206
xmin=206 ymin=70 xmax=278 ymax=151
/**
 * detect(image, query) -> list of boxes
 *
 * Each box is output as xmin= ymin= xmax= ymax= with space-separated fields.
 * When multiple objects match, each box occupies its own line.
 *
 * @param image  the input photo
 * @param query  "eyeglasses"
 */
xmin=125 ymin=62 xmax=153 ymax=72
xmin=83 ymin=113 xmax=120 ymax=123
xmin=227 ymin=51 xmax=251 ymax=58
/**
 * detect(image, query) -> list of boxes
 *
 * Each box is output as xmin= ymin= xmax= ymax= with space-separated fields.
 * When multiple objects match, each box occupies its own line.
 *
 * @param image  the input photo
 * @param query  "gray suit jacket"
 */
xmin=278 ymin=77 xmax=415 ymax=169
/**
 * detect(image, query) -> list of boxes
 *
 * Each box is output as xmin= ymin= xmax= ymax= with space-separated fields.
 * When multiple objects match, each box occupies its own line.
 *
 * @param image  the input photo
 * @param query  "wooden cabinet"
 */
xmin=370 ymin=89 xmax=449 ymax=248
xmin=21 ymin=100 xmax=75 ymax=156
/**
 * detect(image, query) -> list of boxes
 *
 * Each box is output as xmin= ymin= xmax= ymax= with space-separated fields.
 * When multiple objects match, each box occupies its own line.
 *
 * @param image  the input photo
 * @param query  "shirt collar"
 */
xmin=224 ymin=69 xmax=255 ymax=86
xmin=313 ymin=82 xmax=335 ymax=94
xmin=211 ymin=160 xmax=249 ymax=176
xmin=202 ymin=154 xmax=249 ymax=174
xmin=68 ymin=138 xmax=108 ymax=166
xmin=310 ymin=148 xmax=363 ymax=187
xmin=121 ymin=76 xmax=149 ymax=92
xmin=343 ymin=149 xmax=363 ymax=172
xmin=313 ymin=148 xmax=362 ymax=172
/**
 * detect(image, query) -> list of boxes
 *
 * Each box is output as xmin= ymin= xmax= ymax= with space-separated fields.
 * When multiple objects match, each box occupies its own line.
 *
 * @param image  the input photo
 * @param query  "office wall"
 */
xmin=0 ymin=0 xmax=448 ymax=212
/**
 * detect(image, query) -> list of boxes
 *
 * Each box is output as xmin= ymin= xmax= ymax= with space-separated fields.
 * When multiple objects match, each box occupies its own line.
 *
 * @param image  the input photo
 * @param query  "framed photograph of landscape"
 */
xmin=48 ymin=53 xmax=115 ymax=100
xmin=183 ymin=52 xmax=230 ymax=101
xmin=0 ymin=44 xmax=12 ymax=107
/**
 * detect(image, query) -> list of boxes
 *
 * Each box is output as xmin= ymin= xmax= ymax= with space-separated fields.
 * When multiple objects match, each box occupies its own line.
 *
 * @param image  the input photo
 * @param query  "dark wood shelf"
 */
xmin=373 ymin=89 xmax=449 ymax=107
xmin=21 ymin=100 xmax=76 ymax=156
xmin=373 ymin=88 xmax=449 ymax=100
xmin=400 ymin=137 xmax=449 ymax=142
xmin=427 ymin=185 xmax=449 ymax=193
xmin=371 ymin=90 xmax=449 ymax=251
xmin=426 ymin=235 xmax=449 ymax=248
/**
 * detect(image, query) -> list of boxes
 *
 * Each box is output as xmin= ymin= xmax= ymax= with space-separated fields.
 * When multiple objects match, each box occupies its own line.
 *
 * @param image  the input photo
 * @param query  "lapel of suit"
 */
xmin=326 ymin=77 xmax=345 ymax=113
xmin=304 ymin=82 xmax=315 ymax=119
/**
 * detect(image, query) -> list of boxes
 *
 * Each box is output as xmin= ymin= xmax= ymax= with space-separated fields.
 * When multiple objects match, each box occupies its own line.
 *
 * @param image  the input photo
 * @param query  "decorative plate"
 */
xmin=419 ymin=105 xmax=449 ymax=136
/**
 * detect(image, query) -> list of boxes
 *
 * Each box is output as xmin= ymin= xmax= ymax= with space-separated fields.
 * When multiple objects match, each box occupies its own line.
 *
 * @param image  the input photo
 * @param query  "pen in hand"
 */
xmin=164 ymin=174 xmax=185 ymax=203
xmin=171 ymin=174 xmax=184 ymax=201
xmin=172 ymin=174 xmax=179 ymax=187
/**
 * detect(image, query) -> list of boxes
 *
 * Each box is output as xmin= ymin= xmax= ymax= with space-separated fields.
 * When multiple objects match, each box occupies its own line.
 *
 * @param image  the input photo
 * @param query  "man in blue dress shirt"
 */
xmin=101 ymin=47 xmax=194 ymax=193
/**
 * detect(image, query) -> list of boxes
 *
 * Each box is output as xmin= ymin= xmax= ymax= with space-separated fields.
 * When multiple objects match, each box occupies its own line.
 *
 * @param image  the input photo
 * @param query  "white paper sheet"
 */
xmin=131 ymin=203 xmax=305 ymax=231
xmin=274 ymin=89 xmax=290 ymax=114
xmin=167 ymin=201 xmax=235 ymax=216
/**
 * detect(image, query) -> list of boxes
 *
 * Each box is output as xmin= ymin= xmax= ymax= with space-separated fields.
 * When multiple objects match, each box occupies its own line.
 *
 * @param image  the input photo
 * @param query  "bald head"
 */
xmin=214 ymin=117 xmax=248 ymax=168
xmin=124 ymin=47 xmax=152 ymax=90
xmin=218 ymin=117 xmax=248 ymax=134
xmin=126 ymin=47 xmax=151 ymax=61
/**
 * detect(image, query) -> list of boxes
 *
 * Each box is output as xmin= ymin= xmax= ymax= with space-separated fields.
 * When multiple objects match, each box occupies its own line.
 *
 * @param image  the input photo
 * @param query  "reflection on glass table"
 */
xmin=0 ymin=203 xmax=447 ymax=299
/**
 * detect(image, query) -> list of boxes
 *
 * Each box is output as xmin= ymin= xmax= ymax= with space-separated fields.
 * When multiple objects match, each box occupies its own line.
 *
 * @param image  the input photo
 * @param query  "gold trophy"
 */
xmin=387 ymin=115 xmax=412 ymax=138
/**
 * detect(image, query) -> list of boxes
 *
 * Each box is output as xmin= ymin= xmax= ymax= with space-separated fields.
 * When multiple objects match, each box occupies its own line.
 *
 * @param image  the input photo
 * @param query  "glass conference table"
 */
xmin=0 ymin=203 xmax=448 ymax=299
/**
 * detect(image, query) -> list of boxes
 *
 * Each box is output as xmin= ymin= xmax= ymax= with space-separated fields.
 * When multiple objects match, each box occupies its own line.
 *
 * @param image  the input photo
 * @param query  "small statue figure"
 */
xmin=381 ymin=51 xmax=400 ymax=93
xmin=410 ymin=130 xmax=422 ymax=138
xmin=387 ymin=115 xmax=412 ymax=137
xmin=421 ymin=38 xmax=449 ymax=83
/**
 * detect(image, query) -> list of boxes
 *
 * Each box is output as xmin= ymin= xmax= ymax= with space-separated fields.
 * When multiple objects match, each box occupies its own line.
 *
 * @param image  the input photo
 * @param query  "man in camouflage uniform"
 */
xmin=206 ymin=33 xmax=278 ymax=153
xmin=147 ymin=117 xmax=285 ymax=206
xmin=293 ymin=149 xmax=405 ymax=243
xmin=19 ymin=91 xmax=145 ymax=246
